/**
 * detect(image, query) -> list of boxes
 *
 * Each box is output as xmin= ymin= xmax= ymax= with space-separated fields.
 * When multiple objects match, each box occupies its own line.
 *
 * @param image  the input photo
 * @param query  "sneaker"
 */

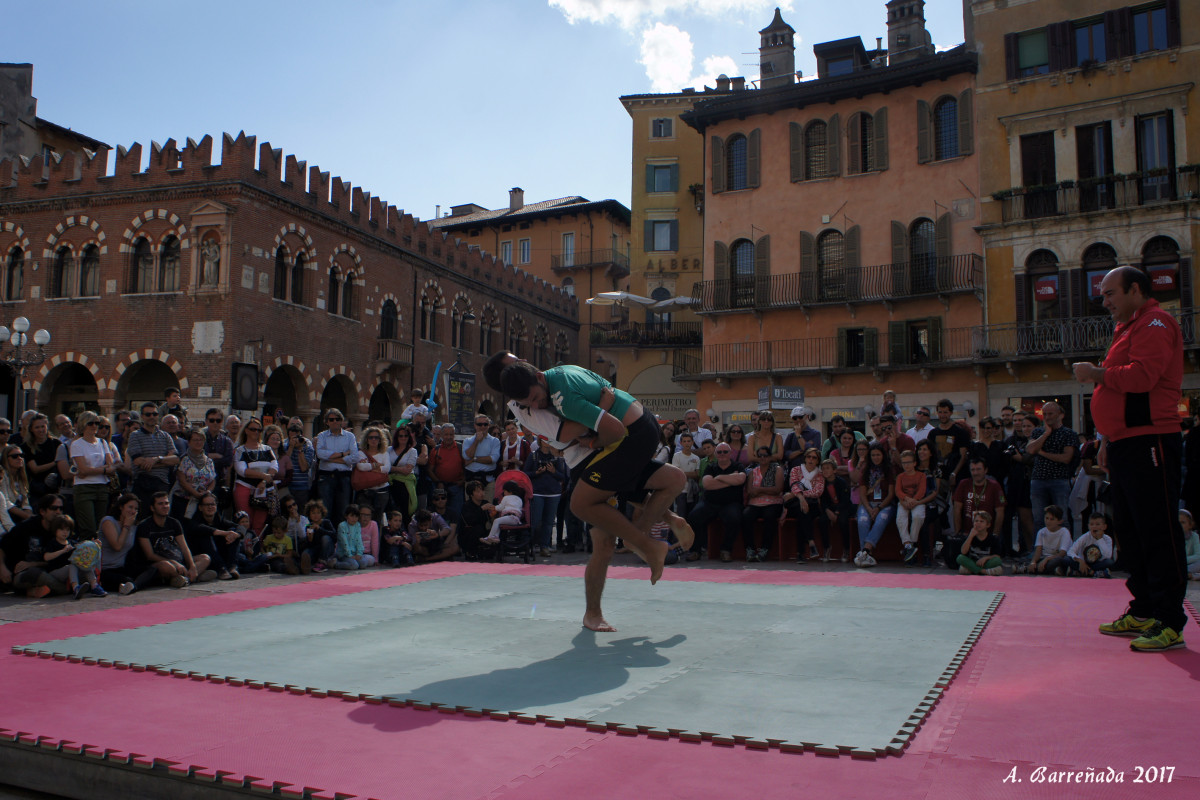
xmin=861 ymin=551 xmax=877 ymax=567
xmin=1054 ymin=566 xmax=1066 ymax=576
xmin=1129 ymin=623 xmax=1186 ymax=652
xmin=1096 ymin=569 xmax=1111 ymax=579
xmin=934 ymin=541 xmax=944 ymax=556
xmin=539 ymin=548 xmax=551 ymax=557
xmin=983 ymin=566 xmax=1004 ymax=576
xmin=665 ymin=548 xmax=680 ymax=565
xmin=73 ymin=582 xmax=89 ymax=601
xmin=90 ymin=584 xmax=108 ymax=597
xmin=229 ymin=569 xmax=240 ymax=580
xmin=217 ymin=569 xmax=233 ymax=580
xmin=312 ymin=563 xmax=327 ymax=573
xmin=198 ymin=569 xmax=218 ymax=582
xmin=719 ymin=550 xmax=732 ymax=563
xmin=959 ymin=565 xmax=972 ymax=574
xmin=841 ymin=553 xmax=850 ymax=563
xmin=902 ymin=543 xmax=917 ymax=564
xmin=301 ymin=552 xmax=312 ymax=574
xmin=685 ymin=551 xmax=701 ymax=562
xmin=822 ymin=547 xmax=832 ymax=563
xmin=1099 ymin=613 xmax=1157 ymax=638
xmin=119 ymin=581 xmax=136 ymax=595
xmin=746 ymin=549 xmax=759 ymax=563
xmin=169 ymin=575 xmax=189 ymax=589
xmin=853 ymin=549 xmax=866 ymax=567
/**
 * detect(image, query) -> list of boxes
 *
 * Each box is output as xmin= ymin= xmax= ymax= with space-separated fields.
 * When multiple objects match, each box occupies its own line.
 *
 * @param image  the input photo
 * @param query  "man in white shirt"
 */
xmin=674 ymin=408 xmax=713 ymax=453
xmin=905 ymin=407 xmax=935 ymax=444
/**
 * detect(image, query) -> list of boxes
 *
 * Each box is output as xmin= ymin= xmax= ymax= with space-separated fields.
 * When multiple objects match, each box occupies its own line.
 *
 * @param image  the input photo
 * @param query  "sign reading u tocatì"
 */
xmin=757 ymin=386 xmax=804 ymax=411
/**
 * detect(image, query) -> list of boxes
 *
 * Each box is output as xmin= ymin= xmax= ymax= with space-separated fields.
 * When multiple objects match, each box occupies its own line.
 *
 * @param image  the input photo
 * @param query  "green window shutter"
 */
xmin=669 ymin=164 xmax=680 ymax=192
xmin=874 ymin=107 xmax=889 ymax=171
xmin=711 ymin=136 xmax=725 ymax=194
xmin=790 ymin=122 xmax=805 ymax=182
xmin=754 ymin=234 xmax=771 ymax=307
xmin=748 ymin=128 xmax=762 ymax=188
xmin=645 ymin=164 xmax=655 ymax=193
xmin=644 ymin=220 xmax=654 ymax=252
xmin=800 ymin=231 xmax=816 ymax=300
xmin=935 ymin=212 xmax=951 ymax=291
xmin=847 ymin=112 xmax=861 ymax=175
xmin=928 ymin=317 xmax=943 ymax=363
xmin=864 ymin=327 xmax=879 ymax=367
xmin=958 ymin=89 xmax=974 ymax=156
xmin=916 ymin=100 xmax=931 ymax=164
xmin=891 ymin=221 xmax=907 ymax=266
xmin=670 ymin=221 xmax=679 ymax=252
xmin=845 ymin=225 xmax=861 ymax=269
xmin=826 ymin=113 xmax=840 ymax=176
xmin=713 ymin=240 xmax=729 ymax=310
xmin=888 ymin=320 xmax=909 ymax=365
xmin=837 ymin=328 xmax=848 ymax=367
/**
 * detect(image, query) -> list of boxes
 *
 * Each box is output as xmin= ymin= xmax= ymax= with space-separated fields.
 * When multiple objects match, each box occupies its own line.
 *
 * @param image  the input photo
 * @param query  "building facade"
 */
xmin=681 ymin=4 xmax=986 ymax=431
xmin=0 ymin=133 xmax=578 ymax=431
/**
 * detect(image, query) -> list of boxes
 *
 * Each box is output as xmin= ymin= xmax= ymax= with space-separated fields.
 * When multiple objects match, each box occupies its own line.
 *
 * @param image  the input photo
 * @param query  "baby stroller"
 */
xmin=489 ymin=469 xmax=534 ymax=564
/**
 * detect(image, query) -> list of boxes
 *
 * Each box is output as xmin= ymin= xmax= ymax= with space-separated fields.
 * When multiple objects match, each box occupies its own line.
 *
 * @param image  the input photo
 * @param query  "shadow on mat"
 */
xmin=348 ymin=629 xmax=686 ymax=732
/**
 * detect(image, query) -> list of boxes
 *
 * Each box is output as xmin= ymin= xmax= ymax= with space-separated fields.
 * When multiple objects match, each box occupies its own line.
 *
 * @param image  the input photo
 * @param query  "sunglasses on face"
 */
xmin=207 ymin=418 xmax=222 ymax=423
xmin=142 ymin=412 xmax=158 ymax=417
xmin=0 ymin=429 xmax=10 ymax=435
xmin=246 ymin=426 xmax=262 ymax=433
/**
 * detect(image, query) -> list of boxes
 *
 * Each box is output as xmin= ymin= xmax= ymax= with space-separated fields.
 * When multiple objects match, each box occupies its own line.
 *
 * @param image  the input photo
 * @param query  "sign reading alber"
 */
xmin=757 ymin=386 xmax=804 ymax=411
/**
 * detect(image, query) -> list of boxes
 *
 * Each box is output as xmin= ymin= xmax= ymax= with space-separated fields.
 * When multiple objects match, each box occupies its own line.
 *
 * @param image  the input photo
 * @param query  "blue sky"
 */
xmin=8 ymin=0 xmax=965 ymax=222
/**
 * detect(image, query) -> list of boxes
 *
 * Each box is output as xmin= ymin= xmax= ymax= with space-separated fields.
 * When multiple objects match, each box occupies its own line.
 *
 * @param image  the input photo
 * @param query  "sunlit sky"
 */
xmin=7 ymin=0 xmax=965 ymax=222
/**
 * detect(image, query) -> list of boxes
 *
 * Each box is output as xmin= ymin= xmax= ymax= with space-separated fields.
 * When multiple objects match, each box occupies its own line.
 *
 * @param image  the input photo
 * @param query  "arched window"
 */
xmin=554 ymin=332 xmax=570 ymax=365
xmin=804 ymin=120 xmax=828 ymax=179
xmin=4 ymin=247 xmax=23 ymax=301
xmin=909 ymin=218 xmax=936 ymax=293
xmin=508 ymin=316 xmax=526 ymax=358
xmin=647 ymin=286 xmax=672 ymax=326
xmin=1025 ymin=249 xmax=1060 ymax=321
xmin=451 ymin=299 xmax=471 ymax=348
xmin=420 ymin=291 xmax=439 ymax=342
xmin=327 ymin=268 xmax=341 ymax=316
xmin=726 ymin=134 xmax=748 ymax=191
xmin=817 ymin=230 xmax=845 ymax=300
xmin=534 ymin=325 xmax=549 ymax=369
xmin=479 ymin=307 xmax=497 ymax=355
xmin=159 ymin=236 xmax=180 ymax=292
xmin=50 ymin=246 xmax=72 ymax=299
xmin=291 ymin=254 xmax=305 ymax=305
xmin=341 ymin=272 xmax=354 ymax=318
xmin=1082 ymin=243 xmax=1118 ymax=316
xmin=562 ymin=277 xmax=575 ymax=296
xmin=1142 ymin=236 xmax=1181 ymax=307
xmin=79 ymin=244 xmax=100 ymax=297
xmin=933 ymin=97 xmax=960 ymax=160
xmin=380 ymin=299 xmax=398 ymax=339
xmin=274 ymin=247 xmax=288 ymax=301
xmin=132 ymin=238 xmax=153 ymax=293
xmin=730 ymin=239 xmax=755 ymax=308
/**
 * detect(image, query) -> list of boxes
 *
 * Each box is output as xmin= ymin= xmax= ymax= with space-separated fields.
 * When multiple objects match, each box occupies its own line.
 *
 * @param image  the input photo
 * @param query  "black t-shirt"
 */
xmin=136 ymin=515 xmax=186 ymax=562
xmin=927 ymin=424 xmax=971 ymax=476
xmin=460 ymin=500 xmax=490 ymax=537
xmin=1 ymin=517 xmax=48 ymax=572
xmin=703 ymin=462 xmax=745 ymax=506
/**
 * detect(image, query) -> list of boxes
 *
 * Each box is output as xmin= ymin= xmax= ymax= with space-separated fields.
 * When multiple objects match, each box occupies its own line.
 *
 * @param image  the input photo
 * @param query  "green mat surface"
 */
xmin=26 ymin=575 xmax=1002 ymax=755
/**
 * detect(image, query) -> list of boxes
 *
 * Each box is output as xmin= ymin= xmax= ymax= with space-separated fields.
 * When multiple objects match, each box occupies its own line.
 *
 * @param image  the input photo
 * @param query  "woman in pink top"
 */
xmin=784 ymin=448 xmax=826 ymax=562
xmin=740 ymin=445 xmax=784 ymax=562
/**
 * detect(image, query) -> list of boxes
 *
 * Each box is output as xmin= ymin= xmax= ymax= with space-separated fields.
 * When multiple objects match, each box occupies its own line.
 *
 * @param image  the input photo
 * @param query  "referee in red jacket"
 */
xmin=1074 ymin=266 xmax=1187 ymax=652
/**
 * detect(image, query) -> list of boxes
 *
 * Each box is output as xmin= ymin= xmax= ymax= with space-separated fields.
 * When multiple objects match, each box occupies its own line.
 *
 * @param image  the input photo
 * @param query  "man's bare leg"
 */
xmin=570 ymin=484 xmax=668 ymax=584
xmin=584 ymin=527 xmax=617 ymax=632
xmin=628 ymin=464 xmax=693 ymax=550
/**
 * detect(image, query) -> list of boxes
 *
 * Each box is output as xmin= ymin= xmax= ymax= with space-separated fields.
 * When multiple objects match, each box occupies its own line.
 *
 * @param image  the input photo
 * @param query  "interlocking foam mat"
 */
xmin=20 ymin=574 xmax=1002 ymax=757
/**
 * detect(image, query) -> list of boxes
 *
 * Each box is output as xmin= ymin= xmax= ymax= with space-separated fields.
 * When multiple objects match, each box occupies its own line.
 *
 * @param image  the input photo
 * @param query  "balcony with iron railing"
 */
xmin=996 ymin=167 xmax=1200 ymax=223
xmin=550 ymin=248 xmax=631 ymax=275
xmin=590 ymin=321 xmax=702 ymax=348
xmin=693 ymin=310 xmax=1198 ymax=379
xmin=691 ymin=254 xmax=982 ymax=314
xmin=671 ymin=348 xmax=703 ymax=380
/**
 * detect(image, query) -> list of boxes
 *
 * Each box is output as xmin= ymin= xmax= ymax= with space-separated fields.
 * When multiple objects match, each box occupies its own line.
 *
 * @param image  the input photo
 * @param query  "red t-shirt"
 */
xmin=429 ymin=442 xmax=465 ymax=484
xmin=952 ymin=477 xmax=1005 ymax=533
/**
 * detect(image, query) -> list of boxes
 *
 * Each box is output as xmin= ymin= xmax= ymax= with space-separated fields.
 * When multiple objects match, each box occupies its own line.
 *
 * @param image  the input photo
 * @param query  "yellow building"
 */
xmin=969 ymin=0 xmax=1198 ymax=429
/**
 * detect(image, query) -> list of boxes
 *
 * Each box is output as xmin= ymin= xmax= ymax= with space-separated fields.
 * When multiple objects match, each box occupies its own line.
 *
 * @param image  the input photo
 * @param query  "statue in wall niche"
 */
xmin=201 ymin=238 xmax=220 ymax=286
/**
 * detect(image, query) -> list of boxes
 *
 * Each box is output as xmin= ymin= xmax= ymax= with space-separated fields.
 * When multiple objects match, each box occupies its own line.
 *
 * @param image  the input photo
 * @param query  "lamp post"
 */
xmin=0 ymin=317 xmax=52 ymax=423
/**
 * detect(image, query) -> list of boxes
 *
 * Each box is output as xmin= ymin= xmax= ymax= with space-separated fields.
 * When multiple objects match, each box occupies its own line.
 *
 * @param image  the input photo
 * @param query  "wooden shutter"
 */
xmin=891 ymin=221 xmax=907 ymax=266
xmin=747 ymin=128 xmax=761 ymax=188
xmin=1014 ymin=274 xmax=1027 ymax=322
xmin=845 ymin=225 xmax=861 ymax=269
xmin=669 ymin=221 xmax=679 ymax=252
xmin=837 ymin=328 xmax=848 ymax=367
xmin=874 ymin=107 xmax=889 ymax=171
xmin=934 ymin=213 xmax=951 ymax=291
xmin=643 ymin=220 xmax=654 ymax=252
xmin=864 ymin=328 xmax=879 ymax=367
xmin=789 ymin=122 xmax=804 ymax=182
xmin=711 ymin=136 xmax=725 ymax=194
xmin=1180 ymin=257 xmax=1193 ymax=310
xmin=1105 ymin=8 xmax=1132 ymax=60
xmin=645 ymin=164 xmax=655 ymax=193
xmin=916 ymin=100 xmax=931 ymax=164
xmin=847 ymin=112 xmax=862 ymax=174
xmin=826 ymin=114 xmax=841 ymax=177
xmin=1068 ymin=268 xmax=1084 ymax=318
xmin=927 ymin=317 xmax=943 ymax=362
xmin=754 ymin=234 xmax=771 ymax=307
xmin=957 ymin=89 xmax=973 ymax=156
xmin=800 ymin=231 xmax=816 ymax=272
xmin=1004 ymin=32 xmax=1020 ymax=81
xmin=1166 ymin=0 xmax=1181 ymax=49
xmin=1047 ymin=21 xmax=1073 ymax=72
xmin=888 ymin=320 xmax=909 ymax=366
xmin=713 ymin=241 xmax=729 ymax=310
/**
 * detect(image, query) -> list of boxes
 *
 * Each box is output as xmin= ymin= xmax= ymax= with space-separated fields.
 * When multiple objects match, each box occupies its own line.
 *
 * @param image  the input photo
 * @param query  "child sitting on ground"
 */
xmin=1067 ymin=512 xmax=1116 ymax=577
xmin=358 ymin=505 xmax=380 ymax=566
xmin=382 ymin=510 xmax=414 ymax=567
xmin=304 ymin=500 xmax=336 ymax=571
xmin=261 ymin=516 xmax=299 ymax=574
xmin=334 ymin=506 xmax=375 ymax=570
xmin=957 ymin=510 xmax=1004 ymax=575
xmin=481 ymin=480 xmax=525 ymax=544
xmin=1022 ymin=505 xmax=1073 ymax=575
xmin=43 ymin=515 xmax=106 ymax=599
xmin=1183 ymin=509 xmax=1200 ymax=580
xmin=410 ymin=508 xmax=452 ymax=562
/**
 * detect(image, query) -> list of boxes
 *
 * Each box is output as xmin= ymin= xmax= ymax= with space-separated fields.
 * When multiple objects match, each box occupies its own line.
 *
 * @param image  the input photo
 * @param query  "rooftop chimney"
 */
xmin=886 ymin=0 xmax=934 ymax=65
xmin=758 ymin=7 xmax=797 ymax=89
xmin=509 ymin=187 xmax=524 ymax=210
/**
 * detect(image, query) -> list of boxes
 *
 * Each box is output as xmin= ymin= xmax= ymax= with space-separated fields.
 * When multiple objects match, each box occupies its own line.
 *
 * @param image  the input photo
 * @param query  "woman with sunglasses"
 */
xmin=356 ymin=426 xmax=393 ymax=524
xmin=21 ymin=413 xmax=60 ymax=503
xmin=0 ymin=445 xmax=32 ymax=524
xmin=69 ymin=410 xmax=118 ymax=537
xmin=746 ymin=412 xmax=783 ymax=470
xmin=233 ymin=417 xmax=278 ymax=535
xmin=724 ymin=425 xmax=750 ymax=467
xmin=387 ymin=425 xmax=424 ymax=522
xmin=172 ymin=428 xmax=217 ymax=522
xmin=282 ymin=420 xmax=314 ymax=508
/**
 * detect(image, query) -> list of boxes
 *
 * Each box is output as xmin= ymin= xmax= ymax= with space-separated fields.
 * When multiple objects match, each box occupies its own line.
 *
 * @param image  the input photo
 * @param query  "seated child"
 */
xmin=235 ymin=511 xmax=270 ymax=574
xmin=303 ymin=500 xmax=336 ymax=571
xmin=358 ymin=505 xmax=380 ymax=566
xmin=1068 ymin=512 xmax=1116 ymax=577
xmin=43 ymin=515 xmax=106 ymax=599
xmin=410 ymin=508 xmax=457 ymax=563
xmin=261 ymin=516 xmax=299 ymax=574
xmin=957 ymin=510 xmax=1004 ymax=575
xmin=282 ymin=498 xmax=312 ymax=574
xmin=458 ymin=480 xmax=492 ymax=560
xmin=382 ymin=510 xmax=414 ymax=567
xmin=481 ymin=480 xmax=524 ymax=544
xmin=334 ymin=506 xmax=375 ymax=570
xmin=1184 ymin=509 xmax=1200 ymax=580
xmin=1023 ymin=505 xmax=1074 ymax=575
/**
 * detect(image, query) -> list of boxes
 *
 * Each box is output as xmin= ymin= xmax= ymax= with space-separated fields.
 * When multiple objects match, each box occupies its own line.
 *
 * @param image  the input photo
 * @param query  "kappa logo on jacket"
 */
xmin=1147 ymin=318 xmax=1168 ymax=329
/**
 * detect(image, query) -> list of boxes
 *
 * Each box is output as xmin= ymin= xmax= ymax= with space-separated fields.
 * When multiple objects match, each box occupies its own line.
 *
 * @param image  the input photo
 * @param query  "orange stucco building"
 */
xmin=681 ymin=4 xmax=986 ymax=432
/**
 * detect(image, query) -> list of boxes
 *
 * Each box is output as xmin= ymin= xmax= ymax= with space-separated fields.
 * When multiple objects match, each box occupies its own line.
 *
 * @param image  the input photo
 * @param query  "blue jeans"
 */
xmin=318 ymin=470 xmax=353 ymax=524
xmin=1030 ymin=478 xmax=1072 ymax=533
xmin=440 ymin=484 xmax=464 ymax=528
xmin=857 ymin=504 xmax=895 ymax=549
xmin=530 ymin=494 xmax=559 ymax=549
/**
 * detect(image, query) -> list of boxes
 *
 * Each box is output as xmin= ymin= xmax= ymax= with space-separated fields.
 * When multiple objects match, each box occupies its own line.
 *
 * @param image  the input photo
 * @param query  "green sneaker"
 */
xmin=1130 ymin=624 xmax=1185 ymax=653
xmin=1098 ymin=613 xmax=1157 ymax=637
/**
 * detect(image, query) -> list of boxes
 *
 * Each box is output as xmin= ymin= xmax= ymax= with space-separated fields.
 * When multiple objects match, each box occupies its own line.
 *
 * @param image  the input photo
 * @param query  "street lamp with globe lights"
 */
xmin=0 ymin=317 xmax=51 ymax=423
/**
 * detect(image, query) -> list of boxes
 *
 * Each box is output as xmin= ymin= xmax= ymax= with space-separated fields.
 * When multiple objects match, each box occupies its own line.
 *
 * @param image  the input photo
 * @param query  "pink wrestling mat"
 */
xmin=2 ymin=565 xmax=1198 ymax=800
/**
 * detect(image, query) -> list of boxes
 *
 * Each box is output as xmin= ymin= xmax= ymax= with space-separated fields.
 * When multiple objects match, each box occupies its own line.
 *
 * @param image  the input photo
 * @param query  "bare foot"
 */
xmin=583 ymin=613 xmax=617 ymax=632
xmin=666 ymin=512 xmax=694 ymax=551
xmin=645 ymin=539 xmax=667 ymax=585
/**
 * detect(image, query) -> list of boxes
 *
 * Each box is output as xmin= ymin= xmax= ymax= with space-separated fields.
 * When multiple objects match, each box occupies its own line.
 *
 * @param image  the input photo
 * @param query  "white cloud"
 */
xmin=691 ymin=54 xmax=740 ymax=89
xmin=550 ymin=0 xmax=791 ymax=30
xmin=639 ymin=24 xmax=742 ymax=93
